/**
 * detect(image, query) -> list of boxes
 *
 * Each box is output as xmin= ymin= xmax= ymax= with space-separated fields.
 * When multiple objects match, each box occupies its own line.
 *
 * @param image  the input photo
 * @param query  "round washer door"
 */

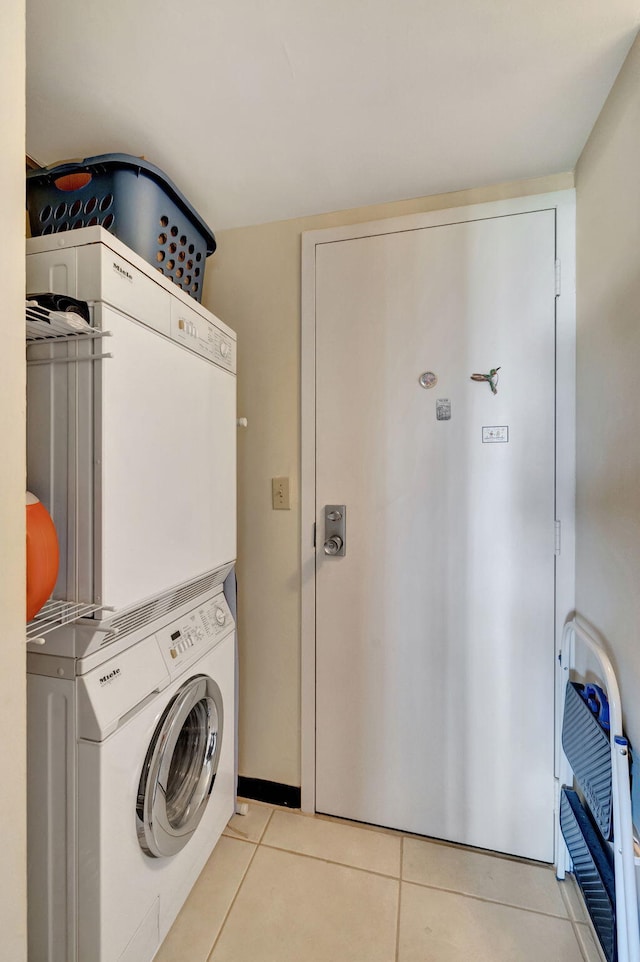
xmin=136 ymin=674 xmax=224 ymax=858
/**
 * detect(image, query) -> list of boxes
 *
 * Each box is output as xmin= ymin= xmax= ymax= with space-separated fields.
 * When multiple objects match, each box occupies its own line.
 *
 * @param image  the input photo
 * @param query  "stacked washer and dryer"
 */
xmin=26 ymin=227 xmax=238 ymax=962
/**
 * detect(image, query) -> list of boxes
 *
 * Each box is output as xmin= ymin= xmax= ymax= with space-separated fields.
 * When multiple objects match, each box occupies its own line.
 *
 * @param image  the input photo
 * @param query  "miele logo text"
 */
xmin=99 ymin=667 xmax=121 ymax=686
xmin=113 ymin=262 xmax=133 ymax=282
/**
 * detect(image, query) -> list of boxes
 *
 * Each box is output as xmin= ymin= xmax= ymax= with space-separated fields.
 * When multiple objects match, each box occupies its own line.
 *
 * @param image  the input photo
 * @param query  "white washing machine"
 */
xmin=27 ymin=583 xmax=236 ymax=962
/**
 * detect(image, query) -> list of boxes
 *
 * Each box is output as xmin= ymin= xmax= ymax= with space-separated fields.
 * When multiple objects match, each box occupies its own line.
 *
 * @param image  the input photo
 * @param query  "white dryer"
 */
xmin=26 ymin=225 xmax=237 ymax=622
xmin=27 ymin=584 xmax=236 ymax=962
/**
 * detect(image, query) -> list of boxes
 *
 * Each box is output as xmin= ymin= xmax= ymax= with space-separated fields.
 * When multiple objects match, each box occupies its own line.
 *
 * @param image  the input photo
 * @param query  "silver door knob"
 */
xmin=324 ymin=536 xmax=343 ymax=556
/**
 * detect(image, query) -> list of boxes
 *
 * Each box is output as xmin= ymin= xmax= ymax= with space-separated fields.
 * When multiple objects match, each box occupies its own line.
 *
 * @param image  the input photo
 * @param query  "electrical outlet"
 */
xmin=272 ymin=476 xmax=290 ymax=510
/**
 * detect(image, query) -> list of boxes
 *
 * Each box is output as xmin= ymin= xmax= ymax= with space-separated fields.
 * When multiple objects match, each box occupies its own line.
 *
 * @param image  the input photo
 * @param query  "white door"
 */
xmin=314 ymin=210 xmax=557 ymax=861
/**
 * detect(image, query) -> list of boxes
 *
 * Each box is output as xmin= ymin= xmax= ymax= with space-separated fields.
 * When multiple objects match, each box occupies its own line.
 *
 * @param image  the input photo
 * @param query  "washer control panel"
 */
xmin=156 ymin=592 xmax=234 ymax=674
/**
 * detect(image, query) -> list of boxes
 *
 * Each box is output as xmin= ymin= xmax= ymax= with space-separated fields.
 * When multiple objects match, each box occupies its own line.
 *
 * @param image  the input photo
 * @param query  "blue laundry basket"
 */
xmin=26 ymin=153 xmax=216 ymax=302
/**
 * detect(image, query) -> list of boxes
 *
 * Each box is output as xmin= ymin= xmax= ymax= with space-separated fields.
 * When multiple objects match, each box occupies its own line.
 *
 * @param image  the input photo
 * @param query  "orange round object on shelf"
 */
xmin=26 ymin=492 xmax=59 ymax=622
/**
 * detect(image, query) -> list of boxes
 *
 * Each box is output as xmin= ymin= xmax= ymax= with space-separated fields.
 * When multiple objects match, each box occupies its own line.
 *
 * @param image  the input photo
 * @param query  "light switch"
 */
xmin=272 ymin=476 xmax=290 ymax=510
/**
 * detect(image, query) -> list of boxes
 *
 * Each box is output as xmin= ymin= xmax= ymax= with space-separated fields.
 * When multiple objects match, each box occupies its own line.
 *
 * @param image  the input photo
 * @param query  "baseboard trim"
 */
xmin=237 ymin=776 xmax=301 ymax=809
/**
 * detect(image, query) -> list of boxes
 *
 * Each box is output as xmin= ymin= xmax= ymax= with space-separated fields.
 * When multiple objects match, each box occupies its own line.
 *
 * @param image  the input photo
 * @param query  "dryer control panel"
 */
xmin=170 ymin=299 xmax=236 ymax=373
xmin=156 ymin=593 xmax=234 ymax=675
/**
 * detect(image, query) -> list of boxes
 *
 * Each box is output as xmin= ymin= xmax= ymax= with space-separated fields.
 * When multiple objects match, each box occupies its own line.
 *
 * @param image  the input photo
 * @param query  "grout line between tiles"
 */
xmin=258 ymin=840 xmax=402 ymax=881
xmin=558 ymin=873 xmax=588 ymax=924
xmin=572 ymin=920 xmax=591 ymax=962
xmin=262 ymin=804 xmax=563 ymax=870
xmin=254 ymin=837 xmax=573 ymax=923
xmin=222 ymin=827 xmax=251 ymax=842
xmin=232 ymin=808 xmax=575 ymax=926
xmin=257 ymin=805 xmax=555 ymax=869
xmin=257 ymin=805 xmax=276 ymax=844
xmin=395 ymin=838 xmax=404 ymax=962
xmin=573 ymin=920 xmax=607 ymax=962
xmin=400 ymin=878 xmax=578 ymax=923
xmin=558 ymin=874 xmax=574 ymax=917
xmin=212 ymin=809 xmax=581 ymax=961
xmin=223 ymin=805 xmax=275 ymax=845
xmin=205 ymin=820 xmax=268 ymax=962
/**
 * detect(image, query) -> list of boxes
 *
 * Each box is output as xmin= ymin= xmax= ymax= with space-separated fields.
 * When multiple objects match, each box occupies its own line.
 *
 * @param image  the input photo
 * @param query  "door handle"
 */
xmin=324 ymin=505 xmax=346 ymax=556
xmin=324 ymin=536 xmax=343 ymax=556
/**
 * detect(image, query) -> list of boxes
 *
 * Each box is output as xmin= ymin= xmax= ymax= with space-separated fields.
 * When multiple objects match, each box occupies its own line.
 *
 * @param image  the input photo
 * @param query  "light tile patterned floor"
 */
xmin=155 ymin=801 xmax=605 ymax=962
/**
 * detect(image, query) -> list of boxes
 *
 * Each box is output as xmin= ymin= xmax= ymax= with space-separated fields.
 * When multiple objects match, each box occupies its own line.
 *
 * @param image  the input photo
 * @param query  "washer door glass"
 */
xmin=137 ymin=674 xmax=224 ymax=858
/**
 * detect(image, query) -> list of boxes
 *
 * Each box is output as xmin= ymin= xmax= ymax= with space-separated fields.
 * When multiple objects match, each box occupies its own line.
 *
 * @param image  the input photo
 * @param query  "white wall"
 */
xmin=203 ymin=171 xmax=574 ymax=787
xmin=0 ymin=1 xmax=27 ymax=957
xmin=575 ymin=34 xmax=640 ymax=747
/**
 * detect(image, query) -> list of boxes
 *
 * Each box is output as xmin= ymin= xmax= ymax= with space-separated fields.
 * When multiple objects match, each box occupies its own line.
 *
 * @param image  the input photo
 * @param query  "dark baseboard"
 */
xmin=237 ymin=776 xmax=301 ymax=809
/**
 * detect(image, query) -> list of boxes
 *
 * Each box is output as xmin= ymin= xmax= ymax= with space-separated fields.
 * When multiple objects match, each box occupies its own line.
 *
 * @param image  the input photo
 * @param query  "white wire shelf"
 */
xmin=25 ymin=301 xmax=105 ymax=342
xmin=27 ymin=599 xmax=105 ymax=644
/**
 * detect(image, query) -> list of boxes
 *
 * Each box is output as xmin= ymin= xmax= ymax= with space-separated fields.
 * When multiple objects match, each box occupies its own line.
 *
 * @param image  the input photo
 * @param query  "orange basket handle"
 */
xmin=53 ymin=171 xmax=93 ymax=192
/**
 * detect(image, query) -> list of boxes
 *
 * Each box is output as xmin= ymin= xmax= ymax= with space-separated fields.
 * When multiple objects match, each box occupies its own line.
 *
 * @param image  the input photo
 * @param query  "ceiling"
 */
xmin=26 ymin=0 xmax=639 ymax=232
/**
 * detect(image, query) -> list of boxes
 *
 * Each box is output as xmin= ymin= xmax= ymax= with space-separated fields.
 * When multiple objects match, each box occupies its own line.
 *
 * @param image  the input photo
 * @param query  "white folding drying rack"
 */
xmin=556 ymin=616 xmax=640 ymax=962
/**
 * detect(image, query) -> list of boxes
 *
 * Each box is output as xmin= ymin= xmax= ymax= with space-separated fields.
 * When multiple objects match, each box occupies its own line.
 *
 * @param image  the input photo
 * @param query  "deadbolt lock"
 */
xmin=324 ymin=504 xmax=346 ymax=556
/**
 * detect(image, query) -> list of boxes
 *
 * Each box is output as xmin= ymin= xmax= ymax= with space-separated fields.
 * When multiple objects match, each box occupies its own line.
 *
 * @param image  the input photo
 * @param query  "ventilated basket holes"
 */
xmin=178 ymin=251 xmax=186 ymax=262
xmin=185 ymin=275 xmax=192 ymax=285
xmin=84 ymin=196 xmax=98 ymax=215
xmin=87 ymin=216 xmax=99 ymax=227
xmin=69 ymin=199 xmax=83 ymax=218
xmin=194 ymin=267 xmax=200 ymax=277
xmin=99 ymin=193 xmax=113 ymax=213
xmin=156 ymin=251 xmax=165 ymax=262
xmin=179 ymin=235 xmax=187 ymax=246
xmin=186 ymin=259 xmax=193 ymax=270
xmin=42 ymin=224 xmax=54 ymax=235
xmin=176 ymin=267 xmax=184 ymax=279
xmin=188 ymin=243 xmax=194 ymax=255
xmin=54 ymin=202 xmax=67 ymax=221
xmin=158 ymin=232 xmax=168 ymax=246
xmin=39 ymin=205 xmax=52 ymax=223
xmin=169 ymin=242 xmax=177 ymax=254
xmin=102 ymin=213 xmax=115 ymax=230
xmin=160 ymin=215 xmax=169 ymax=227
xmin=72 ymin=220 xmax=84 ymax=230
xmin=170 ymin=225 xmax=178 ymax=237
xmin=192 ymin=282 xmax=199 ymax=293
xmin=58 ymin=222 xmax=70 ymax=232
xmin=166 ymin=259 xmax=175 ymax=271
xmin=195 ymin=252 xmax=202 ymax=262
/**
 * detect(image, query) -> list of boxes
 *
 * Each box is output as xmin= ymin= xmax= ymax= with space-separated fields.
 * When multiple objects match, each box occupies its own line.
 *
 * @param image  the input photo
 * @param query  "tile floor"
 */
xmin=155 ymin=801 xmax=605 ymax=962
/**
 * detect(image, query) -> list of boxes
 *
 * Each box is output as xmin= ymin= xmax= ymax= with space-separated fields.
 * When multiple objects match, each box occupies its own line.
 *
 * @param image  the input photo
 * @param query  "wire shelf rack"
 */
xmin=26 ymin=302 xmax=112 ymax=365
xmin=25 ymin=301 xmax=104 ymax=341
xmin=27 ymin=599 xmax=105 ymax=644
xmin=25 ymin=299 xmax=112 ymax=644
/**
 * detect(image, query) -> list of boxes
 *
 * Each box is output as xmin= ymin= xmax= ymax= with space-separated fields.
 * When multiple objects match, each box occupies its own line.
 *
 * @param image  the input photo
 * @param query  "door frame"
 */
xmin=301 ymin=190 xmax=576 ymax=814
